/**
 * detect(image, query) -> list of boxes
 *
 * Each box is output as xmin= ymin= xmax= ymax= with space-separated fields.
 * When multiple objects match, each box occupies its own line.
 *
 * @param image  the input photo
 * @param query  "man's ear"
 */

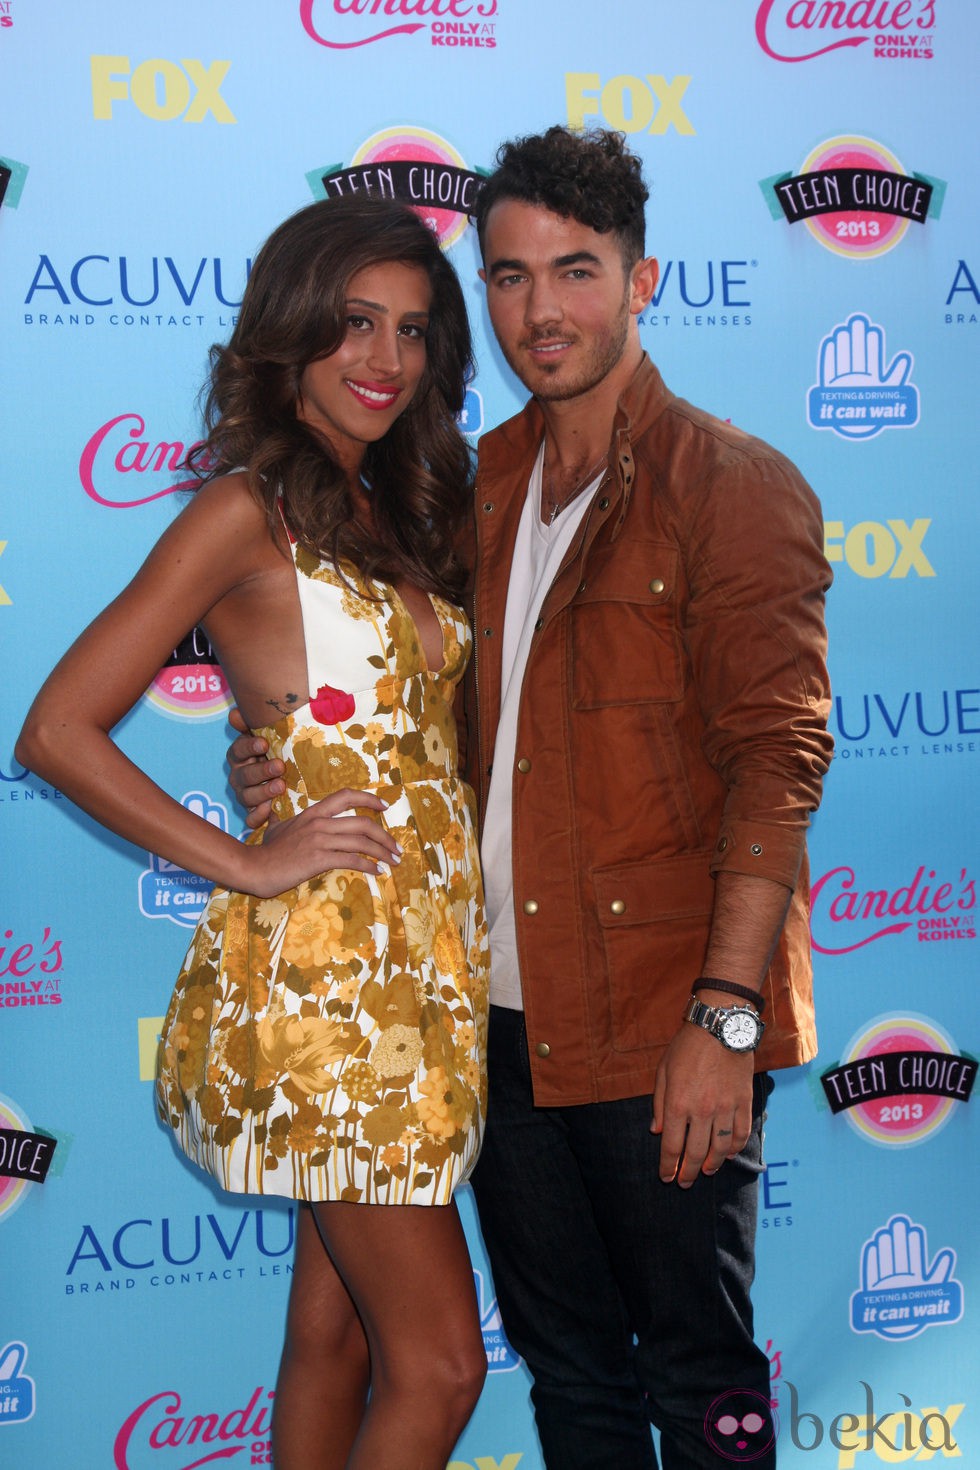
xmin=630 ymin=256 xmax=659 ymax=314
xmin=478 ymin=267 xmax=487 ymax=284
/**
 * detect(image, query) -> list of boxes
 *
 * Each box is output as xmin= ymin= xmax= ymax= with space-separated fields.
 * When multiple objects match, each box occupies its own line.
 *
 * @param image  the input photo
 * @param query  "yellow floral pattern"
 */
xmin=156 ymin=553 xmax=489 ymax=1205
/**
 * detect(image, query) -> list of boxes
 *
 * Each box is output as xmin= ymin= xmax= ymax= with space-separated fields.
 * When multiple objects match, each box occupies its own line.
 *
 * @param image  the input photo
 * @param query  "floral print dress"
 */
xmin=156 ymin=539 xmax=489 ymax=1206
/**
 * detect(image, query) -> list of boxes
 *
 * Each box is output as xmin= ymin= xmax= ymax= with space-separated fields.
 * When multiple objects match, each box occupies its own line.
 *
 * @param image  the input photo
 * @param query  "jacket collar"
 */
xmin=479 ymin=354 xmax=670 ymax=487
xmin=478 ymin=354 xmax=672 ymax=544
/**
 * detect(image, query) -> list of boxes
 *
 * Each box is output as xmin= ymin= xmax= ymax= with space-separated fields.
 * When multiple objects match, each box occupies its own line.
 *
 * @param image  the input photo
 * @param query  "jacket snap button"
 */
xmin=523 ymin=899 xmax=539 ymax=915
xmin=517 ymin=757 xmax=531 ymax=773
xmin=750 ymin=843 xmax=763 ymax=856
xmin=577 ymin=581 xmax=587 ymax=593
xmin=534 ymin=1041 xmax=551 ymax=1058
xmin=717 ymin=837 xmax=728 ymax=851
xmin=534 ymin=617 xmax=544 ymax=631
xmin=598 ymin=497 xmax=610 ymax=510
xmin=610 ymin=899 xmax=626 ymax=915
xmin=649 ymin=577 xmax=665 ymax=595
xmin=483 ymin=501 xmax=494 ymax=513
xmin=483 ymin=627 xmax=493 ymax=637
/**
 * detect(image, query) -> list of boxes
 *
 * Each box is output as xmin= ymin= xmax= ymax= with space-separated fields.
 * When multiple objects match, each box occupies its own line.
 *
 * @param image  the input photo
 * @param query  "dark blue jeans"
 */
xmin=471 ymin=1006 xmax=776 ymax=1469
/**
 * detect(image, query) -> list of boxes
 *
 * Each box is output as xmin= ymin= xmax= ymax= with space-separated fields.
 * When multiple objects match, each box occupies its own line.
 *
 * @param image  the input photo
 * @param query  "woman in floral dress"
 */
xmin=17 ymin=197 xmax=490 ymax=1469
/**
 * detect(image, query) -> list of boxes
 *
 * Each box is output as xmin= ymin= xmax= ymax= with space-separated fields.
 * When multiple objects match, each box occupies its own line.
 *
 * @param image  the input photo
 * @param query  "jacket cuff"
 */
xmin=709 ymin=818 xmax=805 ymax=889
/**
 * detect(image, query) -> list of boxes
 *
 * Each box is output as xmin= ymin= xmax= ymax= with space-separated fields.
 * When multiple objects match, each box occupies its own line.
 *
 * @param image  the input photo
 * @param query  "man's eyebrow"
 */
xmin=487 ymin=250 xmax=603 ymax=276
xmin=554 ymin=251 xmax=602 ymax=269
xmin=486 ymin=258 xmax=526 ymax=277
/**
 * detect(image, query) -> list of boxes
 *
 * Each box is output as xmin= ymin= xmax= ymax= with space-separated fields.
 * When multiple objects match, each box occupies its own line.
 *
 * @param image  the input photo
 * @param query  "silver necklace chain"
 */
xmin=542 ymin=453 xmax=607 ymax=524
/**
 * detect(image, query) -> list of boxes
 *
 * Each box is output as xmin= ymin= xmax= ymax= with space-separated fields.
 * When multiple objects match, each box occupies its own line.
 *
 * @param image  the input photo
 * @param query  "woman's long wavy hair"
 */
xmin=188 ymin=196 xmax=474 ymax=599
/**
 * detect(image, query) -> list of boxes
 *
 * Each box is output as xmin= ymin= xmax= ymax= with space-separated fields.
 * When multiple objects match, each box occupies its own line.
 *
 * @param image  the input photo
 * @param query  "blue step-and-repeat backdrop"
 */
xmin=1 ymin=4 xmax=977 ymax=1467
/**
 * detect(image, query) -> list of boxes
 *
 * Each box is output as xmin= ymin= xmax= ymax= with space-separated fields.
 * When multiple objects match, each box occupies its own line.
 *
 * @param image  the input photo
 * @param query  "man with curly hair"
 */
xmin=464 ymin=126 xmax=832 ymax=1468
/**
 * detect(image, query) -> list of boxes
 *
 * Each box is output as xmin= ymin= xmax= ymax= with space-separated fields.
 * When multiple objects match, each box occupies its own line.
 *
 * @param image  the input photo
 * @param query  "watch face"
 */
xmin=720 ymin=1011 xmax=760 ymax=1051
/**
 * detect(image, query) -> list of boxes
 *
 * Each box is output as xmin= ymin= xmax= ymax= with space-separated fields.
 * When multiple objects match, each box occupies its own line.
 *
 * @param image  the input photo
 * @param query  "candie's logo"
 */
xmin=80 ymin=415 xmax=208 ymax=508
xmin=300 ymin=0 xmax=497 ymax=51
xmin=810 ymin=862 xmax=976 ymax=954
xmin=754 ymin=1 xmax=936 ymax=63
xmin=114 ymin=1386 xmax=274 ymax=1468
xmin=309 ymin=127 xmax=483 ymax=250
xmin=2 ymin=924 xmax=64 ymax=1009
xmin=820 ymin=1014 xmax=977 ymax=1147
xmin=760 ymin=136 xmax=944 ymax=258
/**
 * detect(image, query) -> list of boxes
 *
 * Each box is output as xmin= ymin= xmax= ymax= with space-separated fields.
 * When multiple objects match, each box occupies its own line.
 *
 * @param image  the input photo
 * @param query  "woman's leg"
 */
xmin=311 ymin=1197 xmax=487 ymax=1470
xmin=272 ymin=1205 xmax=371 ymax=1470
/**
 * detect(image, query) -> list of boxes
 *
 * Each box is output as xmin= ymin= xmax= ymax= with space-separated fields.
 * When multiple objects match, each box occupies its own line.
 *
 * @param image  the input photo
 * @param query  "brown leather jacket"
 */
xmin=464 ymin=355 xmax=833 ymax=1106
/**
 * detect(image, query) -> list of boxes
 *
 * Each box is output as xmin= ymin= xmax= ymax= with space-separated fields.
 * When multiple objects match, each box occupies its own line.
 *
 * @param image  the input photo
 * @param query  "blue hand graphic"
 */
xmin=819 ymin=313 xmax=911 ymax=391
xmin=0 ymin=1340 xmax=35 ymax=1424
xmin=861 ymin=1214 xmax=953 ymax=1293
xmin=181 ymin=789 xmax=227 ymax=831
xmin=0 ymin=1342 xmax=27 ymax=1380
xmin=852 ymin=1214 xmax=962 ymax=1340
xmin=139 ymin=792 xmax=225 ymax=925
xmin=809 ymin=312 xmax=919 ymax=438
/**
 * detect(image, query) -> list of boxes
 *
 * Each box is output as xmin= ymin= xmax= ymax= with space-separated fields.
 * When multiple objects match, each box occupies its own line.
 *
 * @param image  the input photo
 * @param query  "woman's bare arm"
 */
xmin=16 ymin=476 xmax=400 ymax=895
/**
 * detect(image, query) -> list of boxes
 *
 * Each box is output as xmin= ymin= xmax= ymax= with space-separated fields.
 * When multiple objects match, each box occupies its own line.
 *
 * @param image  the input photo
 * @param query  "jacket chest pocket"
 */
xmin=570 ymin=543 xmax=683 ymax=709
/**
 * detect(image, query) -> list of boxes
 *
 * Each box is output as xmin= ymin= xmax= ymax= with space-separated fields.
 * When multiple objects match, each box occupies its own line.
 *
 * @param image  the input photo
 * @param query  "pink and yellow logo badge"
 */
xmin=309 ymin=127 xmax=483 ymax=250
xmin=761 ymin=135 xmax=944 ymax=259
xmin=0 ymin=1096 xmax=35 ymax=1224
xmin=144 ymin=628 xmax=232 ymax=721
xmin=821 ymin=1013 xmax=977 ymax=1147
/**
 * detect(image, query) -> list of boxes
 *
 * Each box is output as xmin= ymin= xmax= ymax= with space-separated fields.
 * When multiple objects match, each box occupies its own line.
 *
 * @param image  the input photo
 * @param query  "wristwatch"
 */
xmin=683 ymin=994 xmax=765 ymax=1052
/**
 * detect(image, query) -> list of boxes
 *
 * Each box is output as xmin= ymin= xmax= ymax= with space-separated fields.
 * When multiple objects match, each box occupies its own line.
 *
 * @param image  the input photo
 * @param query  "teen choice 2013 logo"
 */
xmin=144 ymin=627 xmax=232 ymax=721
xmin=308 ymin=127 xmax=484 ymax=250
xmin=0 ymin=1096 xmax=37 ymax=1225
xmin=760 ymin=135 xmax=945 ymax=259
xmin=820 ymin=1013 xmax=977 ymax=1147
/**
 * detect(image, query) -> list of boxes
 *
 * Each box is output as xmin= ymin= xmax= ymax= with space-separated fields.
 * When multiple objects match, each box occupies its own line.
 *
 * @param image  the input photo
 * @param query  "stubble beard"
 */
xmin=502 ymin=294 xmax=633 ymax=404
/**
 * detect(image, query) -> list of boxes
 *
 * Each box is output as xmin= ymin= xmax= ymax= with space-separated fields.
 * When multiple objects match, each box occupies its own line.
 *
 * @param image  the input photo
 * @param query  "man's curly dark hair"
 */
xmin=473 ymin=126 xmax=649 ymax=268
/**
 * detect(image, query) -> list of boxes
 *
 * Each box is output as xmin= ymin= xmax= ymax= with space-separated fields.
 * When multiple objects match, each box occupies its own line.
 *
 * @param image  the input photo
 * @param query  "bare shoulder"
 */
xmin=153 ymin=471 xmax=286 ymax=580
xmin=176 ymin=471 xmax=271 ymax=540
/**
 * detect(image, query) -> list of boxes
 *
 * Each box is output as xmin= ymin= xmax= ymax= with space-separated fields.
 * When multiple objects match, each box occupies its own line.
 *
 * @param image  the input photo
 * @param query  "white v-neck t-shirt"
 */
xmin=481 ymin=443 xmax=603 ymax=1011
